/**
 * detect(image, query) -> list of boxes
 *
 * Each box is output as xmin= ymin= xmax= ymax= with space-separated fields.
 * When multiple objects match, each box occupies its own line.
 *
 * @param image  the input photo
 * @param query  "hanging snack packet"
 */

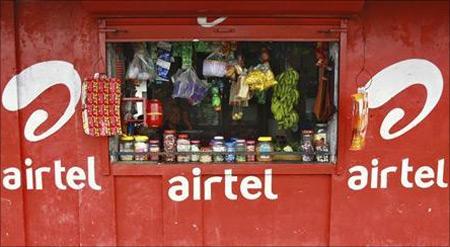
xmin=156 ymin=41 xmax=172 ymax=81
xmin=203 ymin=51 xmax=227 ymax=77
xmin=349 ymin=88 xmax=369 ymax=150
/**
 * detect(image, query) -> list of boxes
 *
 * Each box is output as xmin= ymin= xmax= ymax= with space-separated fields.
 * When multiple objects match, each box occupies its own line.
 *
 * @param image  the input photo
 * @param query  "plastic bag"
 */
xmin=349 ymin=88 xmax=369 ymax=150
xmin=203 ymin=52 xmax=227 ymax=77
xmin=244 ymin=63 xmax=277 ymax=91
xmin=126 ymin=43 xmax=156 ymax=81
xmin=172 ymin=68 xmax=208 ymax=105
xmin=156 ymin=42 xmax=172 ymax=81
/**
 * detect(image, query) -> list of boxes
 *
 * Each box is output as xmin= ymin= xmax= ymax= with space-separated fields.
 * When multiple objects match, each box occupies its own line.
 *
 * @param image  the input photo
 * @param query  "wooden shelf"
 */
xmin=110 ymin=162 xmax=336 ymax=176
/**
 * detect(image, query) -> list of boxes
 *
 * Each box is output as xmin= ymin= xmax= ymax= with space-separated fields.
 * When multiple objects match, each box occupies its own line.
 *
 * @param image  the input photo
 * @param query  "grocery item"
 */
xmin=134 ymin=135 xmax=149 ymax=161
xmin=172 ymin=68 xmax=208 ymax=105
xmin=225 ymin=141 xmax=236 ymax=162
xmin=301 ymin=130 xmax=315 ymax=162
xmin=190 ymin=140 xmax=201 ymax=162
xmin=257 ymin=136 xmax=273 ymax=162
xmin=212 ymin=136 xmax=225 ymax=162
xmin=246 ymin=140 xmax=256 ymax=162
xmin=119 ymin=135 xmax=134 ymax=161
xmin=202 ymin=52 xmax=227 ymax=77
xmin=235 ymin=139 xmax=246 ymax=162
xmin=314 ymin=123 xmax=328 ymax=146
xmin=271 ymin=68 xmax=300 ymax=130
xmin=146 ymin=99 xmax=163 ymax=128
xmin=82 ymin=74 xmax=122 ymax=136
xmin=126 ymin=43 xmax=156 ymax=81
xmin=200 ymin=147 xmax=212 ymax=163
xmin=316 ymin=144 xmax=330 ymax=163
xmin=313 ymin=42 xmax=335 ymax=122
xmin=244 ymin=66 xmax=277 ymax=91
xmin=349 ymin=89 xmax=369 ymax=150
xmin=211 ymin=87 xmax=221 ymax=111
xmin=149 ymin=140 xmax=160 ymax=162
xmin=156 ymin=42 xmax=172 ymax=81
xmin=164 ymin=130 xmax=177 ymax=162
xmin=176 ymin=134 xmax=191 ymax=162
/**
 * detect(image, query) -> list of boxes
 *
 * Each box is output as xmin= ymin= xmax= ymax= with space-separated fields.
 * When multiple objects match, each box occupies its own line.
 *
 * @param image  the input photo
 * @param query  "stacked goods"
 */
xmin=271 ymin=68 xmax=300 ymax=130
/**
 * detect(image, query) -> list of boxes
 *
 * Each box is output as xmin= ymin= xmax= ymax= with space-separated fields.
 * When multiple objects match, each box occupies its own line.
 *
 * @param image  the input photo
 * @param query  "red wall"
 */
xmin=1 ymin=1 xmax=448 ymax=246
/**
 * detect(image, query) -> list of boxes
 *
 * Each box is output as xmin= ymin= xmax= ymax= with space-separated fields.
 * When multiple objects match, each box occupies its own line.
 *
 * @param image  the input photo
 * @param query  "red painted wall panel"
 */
xmin=1 ymin=0 xmax=448 ymax=246
xmin=115 ymin=176 xmax=163 ymax=246
xmin=329 ymin=1 xmax=449 ymax=246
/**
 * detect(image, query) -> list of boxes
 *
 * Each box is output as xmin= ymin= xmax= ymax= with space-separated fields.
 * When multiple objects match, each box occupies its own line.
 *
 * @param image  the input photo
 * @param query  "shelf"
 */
xmin=110 ymin=162 xmax=336 ymax=176
xmin=122 ymin=97 xmax=146 ymax=101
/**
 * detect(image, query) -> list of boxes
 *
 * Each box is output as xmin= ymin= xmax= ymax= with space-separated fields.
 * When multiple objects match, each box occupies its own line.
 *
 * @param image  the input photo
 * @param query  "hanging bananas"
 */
xmin=271 ymin=68 xmax=300 ymax=130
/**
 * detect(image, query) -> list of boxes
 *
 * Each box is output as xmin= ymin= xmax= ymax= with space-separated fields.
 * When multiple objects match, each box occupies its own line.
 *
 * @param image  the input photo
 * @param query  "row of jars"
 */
xmin=119 ymin=132 xmax=273 ymax=163
xmin=119 ymin=125 xmax=330 ymax=163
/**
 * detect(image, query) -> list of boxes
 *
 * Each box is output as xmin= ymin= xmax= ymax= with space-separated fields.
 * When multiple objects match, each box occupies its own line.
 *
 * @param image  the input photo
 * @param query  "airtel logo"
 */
xmin=0 ymin=59 xmax=444 ymax=142
xmin=1 ymin=61 xmax=81 ymax=142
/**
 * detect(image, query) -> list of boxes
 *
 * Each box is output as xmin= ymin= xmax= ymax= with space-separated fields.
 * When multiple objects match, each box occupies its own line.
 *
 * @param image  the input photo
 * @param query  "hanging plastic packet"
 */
xmin=349 ymin=87 xmax=369 ymax=150
xmin=156 ymin=41 xmax=172 ymax=81
xmin=181 ymin=43 xmax=193 ymax=69
xmin=203 ymin=51 xmax=227 ymax=77
xmin=126 ymin=43 xmax=156 ymax=81
xmin=172 ymin=68 xmax=208 ymax=105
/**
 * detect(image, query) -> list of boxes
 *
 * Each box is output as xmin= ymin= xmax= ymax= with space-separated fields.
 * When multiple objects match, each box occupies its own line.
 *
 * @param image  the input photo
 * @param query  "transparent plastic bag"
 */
xmin=172 ymin=68 xmax=208 ymax=105
xmin=126 ymin=43 xmax=156 ymax=81
xmin=349 ymin=88 xmax=369 ymax=150
xmin=202 ymin=52 xmax=227 ymax=77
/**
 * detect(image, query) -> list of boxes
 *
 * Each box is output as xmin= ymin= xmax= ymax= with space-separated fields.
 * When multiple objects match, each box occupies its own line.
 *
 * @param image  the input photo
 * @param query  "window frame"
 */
xmin=97 ymin=17 xmax=348 ymax=176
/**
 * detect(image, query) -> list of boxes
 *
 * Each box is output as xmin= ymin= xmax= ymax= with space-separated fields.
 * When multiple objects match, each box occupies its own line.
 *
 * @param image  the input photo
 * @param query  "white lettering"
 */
xmin=240 ymin=176 xmax=262 ymax=200
xmin=168 ymin=176 xmax=189 ymax=202
xmin=66 ymin=167 xmax=86 ymax=190
xmin=348 ymin=165 xmax=368 ymax=191
xmin=2 ymin=168 xmax=21 ymax=190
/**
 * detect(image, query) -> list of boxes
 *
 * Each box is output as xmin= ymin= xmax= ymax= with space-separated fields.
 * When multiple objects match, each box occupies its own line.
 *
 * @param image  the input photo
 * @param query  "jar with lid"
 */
xmin=149 ymin=140 xmax=160 ymax=162
xmin=301 ymin=130 xmax=315 ymax=162
xmin=246 ymin=140 xmax=256 ymax=162
xmin=225 ymin=141 xmax=236 ymax=163
xmin=134 ymin=135 xmax=149 ymax=161
xmin=257 ymin=136 xmax=273 ymax=162
xmin=314 ymin=123 xmax=328 ymax=146
xmin=177 ymin=134 xmax=190 ymax=162
xmin=200 ymin=147 xmax=212 ymax=163
xmin=235 ymin=139 xmax=246 ymax=162
xmin=314 ymin=123 xmax=329 ymax=162
xmin=190 ymin=140 xmax=201 ymax=162
xmin=212 ymin=136 xmax=225 ymax=162
xmin=163 ymin=130 xmax=176 ymax=162
xmin=119 ymin=135 xmax=134 ymax=161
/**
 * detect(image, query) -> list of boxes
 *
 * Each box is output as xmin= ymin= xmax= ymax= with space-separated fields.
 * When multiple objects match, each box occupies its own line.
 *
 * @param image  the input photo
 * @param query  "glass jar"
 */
xmin=314 ymin=123 xmax=329 ymax=162
xmin=301 ymin=130 xmax=315 ymax=162
xmin=225 ymin=141 xmax=236 ymax=163
xmin=119 ymin=135 xmax=134 ymax=161
xmin=200 ymin=147 xmax=212 ymax=163
xmin=149 ymin=139 xmax=160 ymax=162
xmin=212 ymin=136 xmax=225 ymax=162
xmin=257 ymin=136 xmax=273 ymax=162
xmin=246 ymin=140 xmax=256 ymax=162
xmin=177 ymin=134 xmax=190 ymax=163
xmin=134 ymin=135 xmax=149 ymax=161
xmin=314 ymin=123 xmax=328 ymax=146
xmin=163 ymin=130 xmax=176 ymax=162
xmin=235 ymin=139 xmax=246 ymax=162
xmin=190 ymin=140 xmax=201 ymax=162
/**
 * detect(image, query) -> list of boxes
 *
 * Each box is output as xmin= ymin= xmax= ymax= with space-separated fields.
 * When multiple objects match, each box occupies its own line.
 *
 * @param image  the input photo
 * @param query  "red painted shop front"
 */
xmin=1 ymin=1 xmax=448 ymax=246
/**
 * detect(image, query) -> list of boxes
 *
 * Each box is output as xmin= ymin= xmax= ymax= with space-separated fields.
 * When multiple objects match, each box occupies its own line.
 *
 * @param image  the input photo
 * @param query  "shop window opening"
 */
xmin=107 ymin=41 xmax=339 ymax=164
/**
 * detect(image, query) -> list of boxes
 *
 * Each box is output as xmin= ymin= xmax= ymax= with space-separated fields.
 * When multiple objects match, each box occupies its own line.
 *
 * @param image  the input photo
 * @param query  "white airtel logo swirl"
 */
xmin=1 ymin=60 xmax=81 ymax=142
xmin=365 ymin=59 xmax=443 ymax=140
xmin=0 ymin=59 xmax=444 ymax=142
